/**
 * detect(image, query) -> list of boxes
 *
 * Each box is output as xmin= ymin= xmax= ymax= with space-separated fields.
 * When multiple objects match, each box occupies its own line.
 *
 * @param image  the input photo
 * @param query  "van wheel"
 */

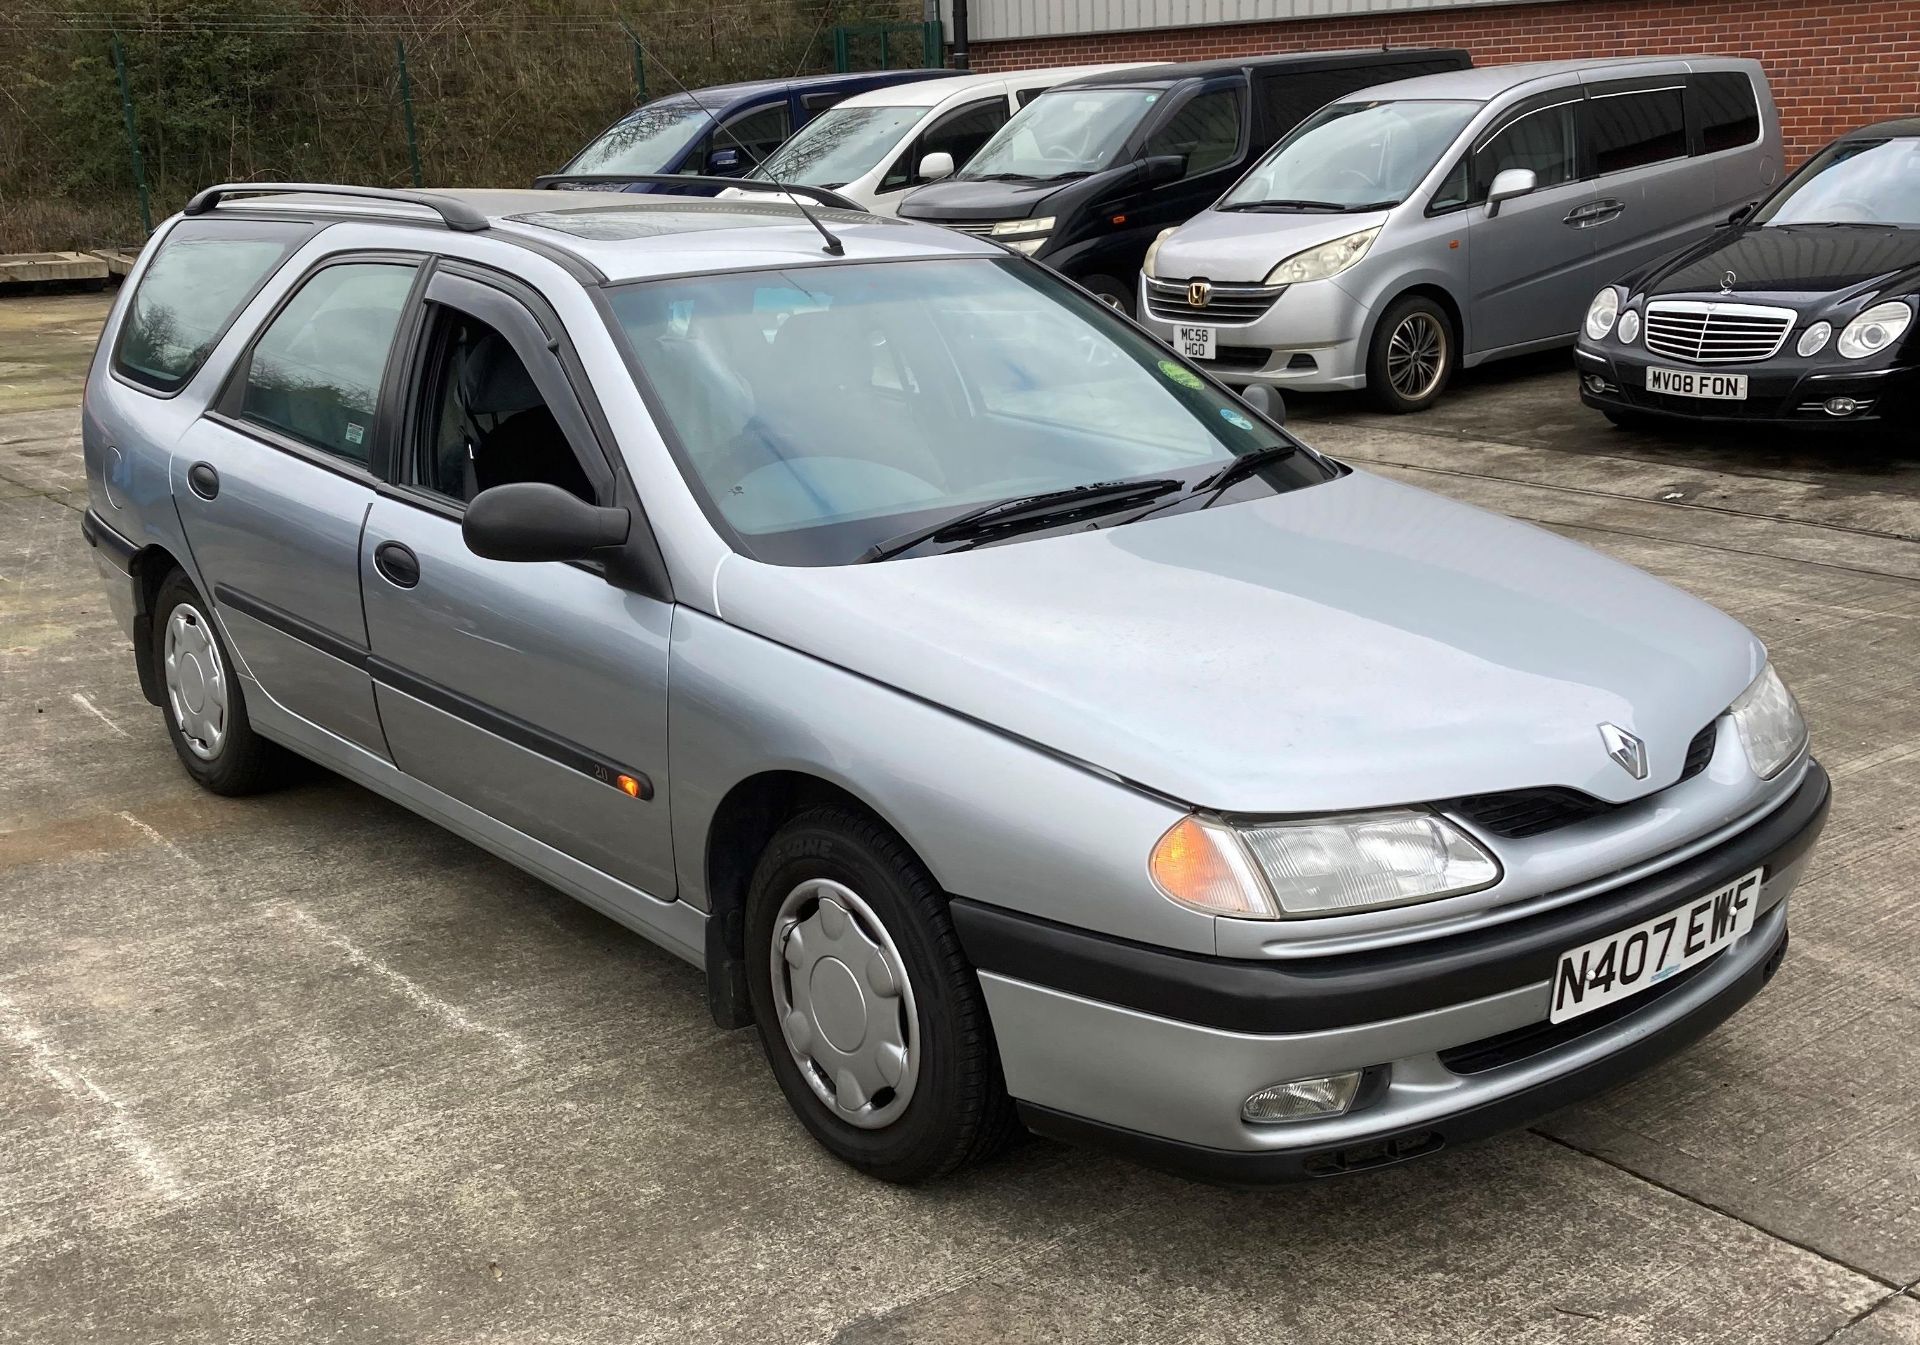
xmin=1078 ymin=274 xmax=1136 ymax=317
xmin=745 ymin=804 xmax=1017 ymax=1183
xmin=151 ymin=569 xmax=291 ymax=795
xmin=1367 ymin=295 xmax=1454 ymax=413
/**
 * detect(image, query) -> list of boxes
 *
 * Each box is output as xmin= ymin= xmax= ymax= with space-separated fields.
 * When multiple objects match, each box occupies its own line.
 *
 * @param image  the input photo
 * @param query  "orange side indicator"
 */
xmin=616 ymin=774 xmax=643 ymax=798
xmin=1111 ymin=214 xmax=1127 ymax=225
xmin=1449 ymin=238 xmax=1460 ymax=249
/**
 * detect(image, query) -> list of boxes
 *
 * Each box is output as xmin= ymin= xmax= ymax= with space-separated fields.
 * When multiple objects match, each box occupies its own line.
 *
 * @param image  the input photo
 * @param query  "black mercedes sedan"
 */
xmin=1576 ymin=118 xmax=1920 ymax=431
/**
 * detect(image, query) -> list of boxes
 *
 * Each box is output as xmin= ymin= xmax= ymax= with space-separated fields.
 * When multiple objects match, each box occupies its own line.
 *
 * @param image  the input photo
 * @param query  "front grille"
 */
xmin=943 ymin=221 xmax=997 ymax=237
xmin=1144 ymin=277 xmax=1285 ymax=324
xmin=1451 ymin=721 xmax=1719 ymax=840
xmin=1643 ymin=301 xmax=1795 ymax=364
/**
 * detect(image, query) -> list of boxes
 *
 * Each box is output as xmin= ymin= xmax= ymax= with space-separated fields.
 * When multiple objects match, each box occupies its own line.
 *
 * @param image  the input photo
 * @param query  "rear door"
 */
xmin=1581 ymin=72 xmax=1705 ymax=284
xmin=172 ymin=253 xmax=422 ymax=756
xmin=1461 ymin=87 xmax=1601 ymax=353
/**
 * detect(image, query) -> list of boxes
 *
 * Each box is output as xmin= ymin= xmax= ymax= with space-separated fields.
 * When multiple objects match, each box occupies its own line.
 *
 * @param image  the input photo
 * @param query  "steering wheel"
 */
xmin=1820 ymin=197 xmax=1881 ymax=222
xmin=1331 ymin=167 xmax=1379 ymax=192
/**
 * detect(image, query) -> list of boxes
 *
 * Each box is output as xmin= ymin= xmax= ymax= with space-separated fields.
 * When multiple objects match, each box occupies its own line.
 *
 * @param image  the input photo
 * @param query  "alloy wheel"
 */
xmin=1386 ymin=311 xmax=1448 ymax=402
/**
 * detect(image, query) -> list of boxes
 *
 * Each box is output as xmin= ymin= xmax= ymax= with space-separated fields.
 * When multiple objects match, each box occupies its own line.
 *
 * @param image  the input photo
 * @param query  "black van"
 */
xmin=897 ymin=48 xmax=1471 ymax=313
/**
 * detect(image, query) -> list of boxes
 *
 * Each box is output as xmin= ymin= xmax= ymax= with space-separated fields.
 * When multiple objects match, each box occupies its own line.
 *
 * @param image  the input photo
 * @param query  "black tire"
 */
xmin=150 ymin=569 xmax=292 ymax=796
xmin=1077 ymin=273 xmax=1136 ymax=317
xmin=1366 ymin=294 xmax=1455 ymax=413
xmin=745 ymin=804 xmax=1017 ymax=1183
xmin=1603 ymin=408 xmax=1656 ymax=432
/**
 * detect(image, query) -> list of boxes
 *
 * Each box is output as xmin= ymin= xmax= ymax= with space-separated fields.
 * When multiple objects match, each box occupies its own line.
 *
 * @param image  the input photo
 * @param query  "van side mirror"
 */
xmin=1141 ymin=154 xmax=1185 ymax=185
xmin=1239 ymin=382 xmax=1285 ymax=426
xmin=917 ymin=150 xmax=955 ymax=182
xmin=1726 ymin=201 xmax=1756 ymax=226
xmin=707 ymin=146 xmax=744 ymax=174
xmin=1485 ymin=167 xmax=1537 ymax=217
xmin=463 ymin=483 xmax=630 ymax=564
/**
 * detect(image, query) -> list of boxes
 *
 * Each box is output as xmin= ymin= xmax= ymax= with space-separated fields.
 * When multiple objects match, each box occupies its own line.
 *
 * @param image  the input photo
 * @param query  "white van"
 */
xmin=725 ymin=64 xmax=1163 ymax=215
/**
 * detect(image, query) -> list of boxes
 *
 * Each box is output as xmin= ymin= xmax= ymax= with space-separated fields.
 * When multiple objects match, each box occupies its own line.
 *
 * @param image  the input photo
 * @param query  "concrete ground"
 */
xmin=3 ymin=290 xmax=1918 ymax=1345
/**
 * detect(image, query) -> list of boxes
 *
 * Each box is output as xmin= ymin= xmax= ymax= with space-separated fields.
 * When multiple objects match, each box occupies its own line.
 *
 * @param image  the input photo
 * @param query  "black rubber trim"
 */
xmin=953 ymin=762 xmax=1828 ymax=1034
xmin=212 ymin=582 xmax=652 ymax=800
xmin=1018 ymin=920 xmax=1790 ymax=1187
xmin=81 ymin=507 xmax=139 ymax=573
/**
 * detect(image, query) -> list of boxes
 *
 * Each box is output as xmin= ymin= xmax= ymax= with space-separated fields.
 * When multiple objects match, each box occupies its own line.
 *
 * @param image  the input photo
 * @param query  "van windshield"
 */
xmin=567 ymin=101 xmax=718 ymax=174
xmin=760 ymin=106 xmax=930 ymax=186
xmin=959 ymin=87 xmax=1162 ymax=179
xmin=1221 ymin=99 xmax=1481 ymax=211
xmin=604 ymin=258 xmax=1331 ymax=565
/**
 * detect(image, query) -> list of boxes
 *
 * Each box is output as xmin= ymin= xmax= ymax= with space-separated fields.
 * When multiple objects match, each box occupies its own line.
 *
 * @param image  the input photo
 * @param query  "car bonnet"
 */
xmin=1152 ymin=207 xmax=1394 ymax=284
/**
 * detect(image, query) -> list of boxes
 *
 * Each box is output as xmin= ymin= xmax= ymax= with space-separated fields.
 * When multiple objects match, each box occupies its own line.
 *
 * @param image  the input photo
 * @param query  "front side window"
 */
xmin=915 ymin=100 xmax=1011 ymax=178
xmin=1223 ymin=100 xmax=1481 ymax=212
xmin=1145 ymin=88 xmax=1244 ymax=179
xmin=1755 ymin=137 xmax=1920 ymax=227
xmin=960 ymin=87 xmax=1165 ymax=180
xmin=1587 ymin=84 xmax=1688 ymax=175
xmin=714 ymin=103 xmax=790 ymax=167
xmin=605 ymin=259 xmax=1333 ymax=565
xmin=238 ymin=262 xmax=414 ymax=464
xmin=566 ymin=101 xmax=718 ymax=174
xmin=1471 ymin=98 xmax=1579 ymax=199
xmin=113 ymin=219 xmax=307 ymax=393
xmin=1693 ymin=72 xmax=1761 ymax=154
xmin=761 ymin=105 xmax=929 ymax=187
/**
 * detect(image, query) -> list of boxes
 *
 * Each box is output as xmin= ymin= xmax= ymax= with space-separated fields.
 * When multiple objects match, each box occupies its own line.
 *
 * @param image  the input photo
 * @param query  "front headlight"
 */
xmin=990 ymin=215 xmax=1054 ymax=238
xmin=1729 ymin=664 xmax=1807 ymax=779
xmin=1838 ymin=300 xmax=1912 ymax=359
xmin=1150 ymin=810 xmax=1500 ymax=920
xmin=1143 ymin=226 xmax=1176 ymax=279
xmin=1617 ymin=308 xmax=1640 ymax=344
xmin=1584 ymin=287 xmax=1620 ymax=340
xmin=1263 ymin=227 xmax=1380 ymax=286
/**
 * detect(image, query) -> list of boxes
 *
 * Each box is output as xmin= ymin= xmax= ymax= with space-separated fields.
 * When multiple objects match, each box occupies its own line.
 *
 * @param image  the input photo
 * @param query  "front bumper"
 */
xmin=955 ymin=760 xmax=1828 ymax=1183
xmin=1136 ymin=274 xmax=1369 ymax=390
xmin=1576 ymin=339 xmax=1920 ymax=426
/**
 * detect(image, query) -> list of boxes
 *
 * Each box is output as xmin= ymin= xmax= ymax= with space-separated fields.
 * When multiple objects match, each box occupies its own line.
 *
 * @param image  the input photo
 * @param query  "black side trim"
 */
xmin=1018 ymin=921 xmax=1789 ymax=1187
xmin=214 ymin=582 xmax=370 ymax=669
xmin=81 ymin=508 xmax=139 ymax=573
xmin=212 ymin=582 xmax=653 ymax=800
xmin=954 ymin=762 xmax=1828 ymax=1034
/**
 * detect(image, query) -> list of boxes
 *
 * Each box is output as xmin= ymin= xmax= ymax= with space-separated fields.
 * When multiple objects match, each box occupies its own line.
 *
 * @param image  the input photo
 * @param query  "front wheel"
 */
xmin=1076 ymin=273 xmax=1136 ymax=317
xmin=745 ymin=805 xmax=1016 ymax=1183
xmin=1366 ymin=295 xmax=1455 ymax=413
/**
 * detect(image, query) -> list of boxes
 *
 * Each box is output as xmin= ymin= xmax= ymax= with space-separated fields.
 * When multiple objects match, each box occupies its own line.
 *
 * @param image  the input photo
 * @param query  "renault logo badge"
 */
xmin=1599 ymin=724 xmax=1649 ymax=780
xmin=1188 ymin=280 xmax=1211 ymax=308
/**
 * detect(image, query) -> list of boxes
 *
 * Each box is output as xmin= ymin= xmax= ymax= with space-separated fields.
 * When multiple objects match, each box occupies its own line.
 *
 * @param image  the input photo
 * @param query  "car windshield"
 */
xmin=1755 ymin=137 xmax=1920 ymax=227
xmin=959 ymin=87 xmax=1161 ymax=179
xmin=567 ymin=101 xmax=718 ymax=174
xmin=758 ymin=106 xmax=929 ymax=186
xmin=1222 ymin=99 xmax=1481 ymax=211
xmin=604 ymin=258 xmax=1331 ymax=565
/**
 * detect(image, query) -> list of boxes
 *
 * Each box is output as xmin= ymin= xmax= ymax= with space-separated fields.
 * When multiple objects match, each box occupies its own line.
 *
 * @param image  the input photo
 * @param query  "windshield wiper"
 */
xmin=858 ymin=478 xmax=1183 ymax=563
xmin=1341 ymin=199 xmax=1402 ymax=212
xmin=1189 ymin=445 xmax=1301 ymax=504
xmin=1218 ymin=198 xmax=1346 ymax=212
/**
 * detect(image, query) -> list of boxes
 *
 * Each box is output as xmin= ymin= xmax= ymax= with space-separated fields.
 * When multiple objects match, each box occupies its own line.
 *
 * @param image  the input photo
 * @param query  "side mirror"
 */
xmin=463 ymin=483 xmax=630 ymax=564
xmin=707 ymin=146 xmax=744 ymax=174
xmin=1726 ymin=201 xmax=1756 ymax=226
xmin=1485 ymin=167 xmax=1537 ymax=217
xmin=1141 ymin=154 xmax=1185 ymax=185
xmin=1239 ymin=382 xmax=1285 ymax=427
xmin=917 ymin=150 xmax=955 ymax=182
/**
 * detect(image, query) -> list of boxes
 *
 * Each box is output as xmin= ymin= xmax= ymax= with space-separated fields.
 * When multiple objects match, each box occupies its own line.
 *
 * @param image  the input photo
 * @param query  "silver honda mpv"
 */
xmin=81 ymin=182 xmax=1826 ymax=1184
xmin=1140 ymin=58 xmax=1780 ymax=412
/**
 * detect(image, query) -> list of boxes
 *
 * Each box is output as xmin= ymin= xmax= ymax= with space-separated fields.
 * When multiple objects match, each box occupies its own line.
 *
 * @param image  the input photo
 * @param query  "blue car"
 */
xmin=559 ymin=70 xmax=958 ymax=184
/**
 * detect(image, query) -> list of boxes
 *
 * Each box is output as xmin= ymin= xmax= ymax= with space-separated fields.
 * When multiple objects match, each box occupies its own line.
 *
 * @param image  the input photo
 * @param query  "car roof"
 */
xmin=1350 ymin=55 xmax=1760 ymax=102
xmin=1842 ymin=116 xmax=1920 ymax=140
xmin=203 ymin=188 xmax=1003 ymax=283
xmin=640 ymin=69 xmax=952 ymax=107
xmin=1058 ymin=47 xmax=1469 ymax=88
xmin=825 ymin=62 xmax=1163 ymax=109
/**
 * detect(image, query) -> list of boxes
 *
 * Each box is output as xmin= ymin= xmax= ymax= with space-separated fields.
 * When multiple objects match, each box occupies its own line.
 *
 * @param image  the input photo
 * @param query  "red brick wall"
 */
xmin=968 ymin=0 xmax=1920 ymax=164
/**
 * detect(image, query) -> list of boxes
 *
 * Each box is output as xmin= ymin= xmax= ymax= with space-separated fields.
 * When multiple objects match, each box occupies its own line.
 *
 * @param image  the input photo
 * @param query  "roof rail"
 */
xmin=182 ymin=183 xmax=492 ymax=232
xmin=530 ymin=173 xmax=862 ymax=213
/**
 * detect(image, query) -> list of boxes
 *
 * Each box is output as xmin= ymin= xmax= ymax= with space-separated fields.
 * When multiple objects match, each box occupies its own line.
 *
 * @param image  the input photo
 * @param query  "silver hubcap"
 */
xmin=771 ymin=878 xmax=919 ymax=1130
xmin=1097 ymin=292 xmax=1127 ymax=311
xmin=163 ymin=603 xmax=228 ymax=760
xmin=1386 ymin=312 xmax=1447 ymax=401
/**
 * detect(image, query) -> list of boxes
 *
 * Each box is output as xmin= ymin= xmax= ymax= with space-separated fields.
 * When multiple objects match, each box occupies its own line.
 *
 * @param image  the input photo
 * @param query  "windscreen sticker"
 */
xmin=344 ymin=423 xmax=365 ymax=446
xmin=1219 ymin=406 xmax=1255 ymax=431
xmin=1157 ymin=359 xmax=1203 ymax=390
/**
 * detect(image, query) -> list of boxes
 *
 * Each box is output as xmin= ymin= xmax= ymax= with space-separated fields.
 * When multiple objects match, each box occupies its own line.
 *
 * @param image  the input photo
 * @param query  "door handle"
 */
xmin=373 ymin=541 xmax=421 ymax=589
xmin=1564 ymin=199 xmax=1625 ymax=228
xmin=187 ymin=462 xmax=220 ymax=500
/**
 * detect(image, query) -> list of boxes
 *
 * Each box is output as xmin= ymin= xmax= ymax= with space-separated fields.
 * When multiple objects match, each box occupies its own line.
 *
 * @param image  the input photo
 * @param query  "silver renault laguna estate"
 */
xmin=81 ymin=182 xmax=1826 ymax=1184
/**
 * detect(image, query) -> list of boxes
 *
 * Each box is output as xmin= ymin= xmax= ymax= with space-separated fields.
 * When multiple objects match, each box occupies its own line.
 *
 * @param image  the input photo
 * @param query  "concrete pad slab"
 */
xmin=0 ymin=251 xmax=108 ymax=286
xmin=1831 ymin=1295 xmax=1920 ymax=1345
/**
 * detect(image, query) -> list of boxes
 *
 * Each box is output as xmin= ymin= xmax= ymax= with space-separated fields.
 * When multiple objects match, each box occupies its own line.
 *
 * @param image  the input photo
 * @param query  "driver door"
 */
xmin=1129 ymin=81 xmax=1248 ymax=237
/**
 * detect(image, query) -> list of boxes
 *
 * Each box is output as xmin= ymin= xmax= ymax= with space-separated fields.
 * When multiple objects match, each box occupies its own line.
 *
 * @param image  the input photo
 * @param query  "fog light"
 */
xmin=1242 ymin=1071 xmax=1363 ymax=1124
xmin=1583 ymin=374 xmax=1610 ymax=395
xmin=1825 ymin=396 xmax=1860 ymax=416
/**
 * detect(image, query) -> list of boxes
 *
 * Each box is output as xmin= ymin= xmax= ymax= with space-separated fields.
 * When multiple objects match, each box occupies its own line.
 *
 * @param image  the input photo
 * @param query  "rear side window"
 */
xmin=1147 ymin=88 xmax=1243 ymax=178
xmin=112 ymin=218 xmax=307 ymax=394
xmin=1588 ymin=83 xmax=1688 ymax=174
xmin=1692 ymin=72 xmax=1761 ymax=153
xmin=237 ymin=262 xmax=416 ymax=465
